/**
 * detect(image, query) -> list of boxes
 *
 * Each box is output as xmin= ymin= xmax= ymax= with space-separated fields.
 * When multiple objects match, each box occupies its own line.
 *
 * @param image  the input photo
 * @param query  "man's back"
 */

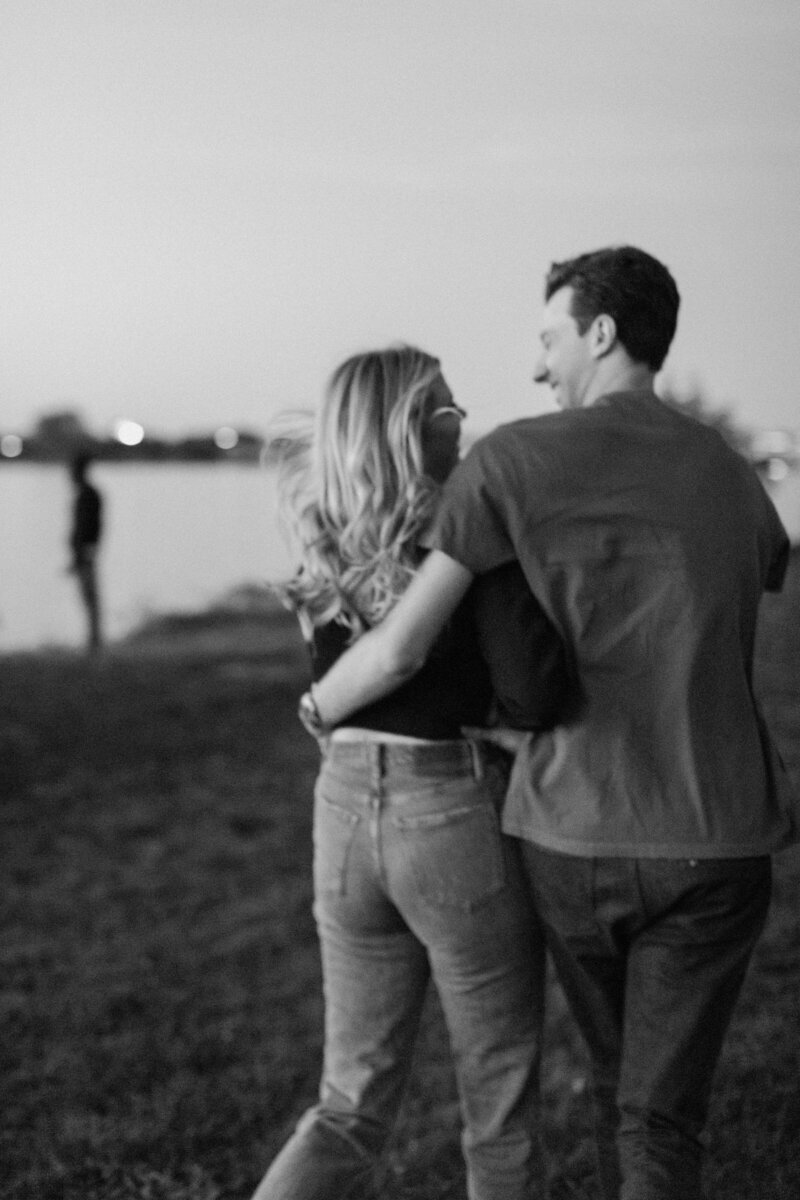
xmin=429 ymin=390 xmax=793 ymax=856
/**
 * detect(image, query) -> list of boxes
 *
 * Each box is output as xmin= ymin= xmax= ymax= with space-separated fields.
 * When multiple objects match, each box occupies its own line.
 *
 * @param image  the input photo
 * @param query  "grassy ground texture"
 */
xmin=2 ymin=556 xmax=799 ymax=1199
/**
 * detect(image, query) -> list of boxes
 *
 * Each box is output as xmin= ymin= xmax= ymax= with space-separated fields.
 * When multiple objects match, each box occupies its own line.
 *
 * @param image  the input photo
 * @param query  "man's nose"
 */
xmin=532 ymin=356 xmax=548 ymax=384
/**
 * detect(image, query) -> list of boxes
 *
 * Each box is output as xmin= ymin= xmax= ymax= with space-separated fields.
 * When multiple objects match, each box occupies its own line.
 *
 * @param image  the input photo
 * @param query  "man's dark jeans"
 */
xmin=519 ymin=845 xmax=771 ymax=1200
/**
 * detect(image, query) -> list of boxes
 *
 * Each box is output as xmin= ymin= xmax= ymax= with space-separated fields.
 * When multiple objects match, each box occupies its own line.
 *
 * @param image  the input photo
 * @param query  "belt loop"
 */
xmin=367 ymin=742 xmax=382 ymax=790
xmin=468 ymin=738 xmax=484 ymax=782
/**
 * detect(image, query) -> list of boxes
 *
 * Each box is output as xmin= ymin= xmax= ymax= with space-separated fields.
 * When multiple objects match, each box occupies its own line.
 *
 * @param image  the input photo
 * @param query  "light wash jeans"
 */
xmin=521 ymin=845 xmax=772 ymax=1200
xmin=251 ymin=739 xmax=545 ymax=1200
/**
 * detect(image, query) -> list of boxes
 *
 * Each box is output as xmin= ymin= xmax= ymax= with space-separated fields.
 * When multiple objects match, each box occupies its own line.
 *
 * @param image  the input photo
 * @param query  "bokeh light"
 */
xmin=1 ymin=434 xmax=23 ymax=458
xmin=214 ymin=426 xmax=239 ymax=451
xmin=114 ymin=419 xmax=145 ymax=446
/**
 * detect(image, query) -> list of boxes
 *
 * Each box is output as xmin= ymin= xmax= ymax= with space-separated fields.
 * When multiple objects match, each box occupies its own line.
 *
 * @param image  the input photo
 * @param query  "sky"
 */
xmin=2 ymin=0 xmax=799 ymax=442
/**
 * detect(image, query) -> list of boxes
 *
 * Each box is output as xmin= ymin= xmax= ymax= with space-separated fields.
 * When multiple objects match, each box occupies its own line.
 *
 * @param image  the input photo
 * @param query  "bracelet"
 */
xmin=298 ymin=687 xmax=330 ymax=738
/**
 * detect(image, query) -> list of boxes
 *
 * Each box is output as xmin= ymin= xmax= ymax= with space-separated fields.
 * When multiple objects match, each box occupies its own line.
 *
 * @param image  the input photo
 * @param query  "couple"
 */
xmin=253 ymin=246 xmax=793 ymax=1200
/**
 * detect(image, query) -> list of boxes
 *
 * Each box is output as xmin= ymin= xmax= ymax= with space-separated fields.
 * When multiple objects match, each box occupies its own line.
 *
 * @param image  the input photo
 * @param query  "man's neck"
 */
xmin=583 ymin=360 xmax=655 ymax=408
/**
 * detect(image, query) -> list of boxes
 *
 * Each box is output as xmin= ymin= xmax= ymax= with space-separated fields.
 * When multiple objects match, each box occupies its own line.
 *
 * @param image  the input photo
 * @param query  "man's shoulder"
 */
xmin=475 ymin=410 xmax=575 ymax=441
xmin=467 ymin=411 xmax=576 ymax=458
xmin=462 ymin=409 xmax=608 ymax=482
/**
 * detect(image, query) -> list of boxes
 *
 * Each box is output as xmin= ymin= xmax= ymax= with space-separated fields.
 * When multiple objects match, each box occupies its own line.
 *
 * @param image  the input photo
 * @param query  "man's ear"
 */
xmin=589 ymin=314 xmax=617 ymax=359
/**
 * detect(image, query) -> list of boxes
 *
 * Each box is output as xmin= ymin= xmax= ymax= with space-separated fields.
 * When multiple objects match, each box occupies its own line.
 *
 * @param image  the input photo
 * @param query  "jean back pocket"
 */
xmin=393 ymin=800 xmax=505 ymax=911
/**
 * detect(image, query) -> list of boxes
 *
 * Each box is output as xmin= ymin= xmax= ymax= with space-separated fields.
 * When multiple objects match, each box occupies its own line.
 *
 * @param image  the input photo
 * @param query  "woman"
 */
xmin=252 ymin=346 xmax=555 ymax=1200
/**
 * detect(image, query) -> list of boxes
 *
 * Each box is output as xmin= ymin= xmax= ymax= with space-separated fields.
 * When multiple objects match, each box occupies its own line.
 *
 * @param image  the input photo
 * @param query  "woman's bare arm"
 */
xmin=311 ymin=550 xmax=474 ymax=727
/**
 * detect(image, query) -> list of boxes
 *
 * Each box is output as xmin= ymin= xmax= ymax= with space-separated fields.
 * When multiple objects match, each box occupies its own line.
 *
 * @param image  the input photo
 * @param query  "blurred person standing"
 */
xmin=68 ymin=453 xmax=103 ymax=651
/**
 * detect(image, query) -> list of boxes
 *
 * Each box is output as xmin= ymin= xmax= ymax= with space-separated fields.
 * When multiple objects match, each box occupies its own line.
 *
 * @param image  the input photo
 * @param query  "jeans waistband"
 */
xmin=323 ymin=738 xmax=487 ymax=779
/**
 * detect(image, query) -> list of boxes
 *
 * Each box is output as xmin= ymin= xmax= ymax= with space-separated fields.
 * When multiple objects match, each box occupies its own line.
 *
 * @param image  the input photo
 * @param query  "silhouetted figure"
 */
xmin=68 ymin=454 xmax=103 ymax=651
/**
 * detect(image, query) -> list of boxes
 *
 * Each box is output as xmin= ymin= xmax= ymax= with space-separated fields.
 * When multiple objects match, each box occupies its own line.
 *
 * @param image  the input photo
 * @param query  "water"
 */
xmin=2 ymin=460 xmax=798 ymax=652
xmin=0 ymin=463 xmax=294 ymax=650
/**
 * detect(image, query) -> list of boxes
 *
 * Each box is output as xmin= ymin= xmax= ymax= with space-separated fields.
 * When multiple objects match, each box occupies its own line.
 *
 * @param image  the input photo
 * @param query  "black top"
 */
xmin=309 ymin=560 xmax=569 ymax=739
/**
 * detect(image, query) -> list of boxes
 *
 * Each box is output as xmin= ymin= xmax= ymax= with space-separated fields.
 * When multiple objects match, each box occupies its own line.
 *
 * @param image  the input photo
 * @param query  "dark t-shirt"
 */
xmin=71 ymin=483 xmax=102 ymax=552
xmin=427 ymin=390 xmax=796 ymax=857
xmin=310 ymin=562 xmax=569 ymax=739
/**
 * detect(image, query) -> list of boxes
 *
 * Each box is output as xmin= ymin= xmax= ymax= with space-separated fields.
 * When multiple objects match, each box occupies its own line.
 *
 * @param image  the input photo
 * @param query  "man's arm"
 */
xmin=471 ymin=561 xmax=571 ymax=730
xmin=312 ymin=550 xmax=474 ymax=728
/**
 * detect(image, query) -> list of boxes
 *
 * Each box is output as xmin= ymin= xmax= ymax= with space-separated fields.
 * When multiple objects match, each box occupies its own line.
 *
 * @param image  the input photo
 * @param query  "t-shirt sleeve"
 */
xmin=424 ymin=434 xmax=517 ymax=572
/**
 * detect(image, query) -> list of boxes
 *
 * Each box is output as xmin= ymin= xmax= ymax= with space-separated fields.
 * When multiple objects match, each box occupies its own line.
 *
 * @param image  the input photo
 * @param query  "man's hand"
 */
xmin=461 ymin=726 xmax=530 ymax=754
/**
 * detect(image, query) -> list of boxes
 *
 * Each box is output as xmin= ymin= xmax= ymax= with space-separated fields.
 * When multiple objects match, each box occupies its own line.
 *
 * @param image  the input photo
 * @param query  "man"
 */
xmin=303 ymin=247 xmax=794 ymax=1199
xmin=68 ymin=452 xmax=103 ymax=651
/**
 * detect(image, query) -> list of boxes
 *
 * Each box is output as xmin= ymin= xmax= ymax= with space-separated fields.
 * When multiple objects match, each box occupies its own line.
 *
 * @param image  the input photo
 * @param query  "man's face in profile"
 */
xmin=533 ymin=286 xmax=595 ymax=410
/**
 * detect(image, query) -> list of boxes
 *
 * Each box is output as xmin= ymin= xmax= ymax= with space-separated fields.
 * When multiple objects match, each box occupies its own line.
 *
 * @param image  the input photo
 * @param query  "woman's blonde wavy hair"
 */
xmin=269 ymin=345 xmax=443 ymax=636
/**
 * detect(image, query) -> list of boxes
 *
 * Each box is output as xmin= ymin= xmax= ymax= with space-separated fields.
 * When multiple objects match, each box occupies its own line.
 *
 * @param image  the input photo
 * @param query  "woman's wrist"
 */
xmin=298 ymin=684 xmax=332 ymax=738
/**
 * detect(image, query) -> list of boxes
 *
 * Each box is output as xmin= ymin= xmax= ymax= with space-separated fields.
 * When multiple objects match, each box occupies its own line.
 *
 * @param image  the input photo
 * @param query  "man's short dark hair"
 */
xmin=545 ymin=246 xmax=680 ymax=371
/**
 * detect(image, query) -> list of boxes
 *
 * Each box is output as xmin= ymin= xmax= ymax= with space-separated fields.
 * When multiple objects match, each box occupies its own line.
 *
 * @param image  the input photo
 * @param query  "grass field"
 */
xmin=2 ymin=556 xmax=799 ymax=1199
